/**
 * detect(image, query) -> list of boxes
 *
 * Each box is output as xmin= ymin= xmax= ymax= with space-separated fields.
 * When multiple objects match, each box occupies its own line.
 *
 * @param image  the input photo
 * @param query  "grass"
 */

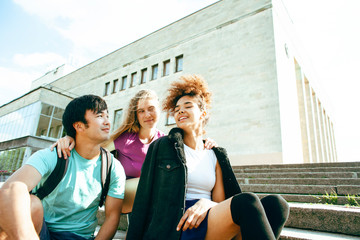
xmin=314 ymin=191 xmax=338 ymax=205
xmin=346 ymin=194 xmax=360 ymax=207
xmin=314 ymin=191 xmax=360 ymax=207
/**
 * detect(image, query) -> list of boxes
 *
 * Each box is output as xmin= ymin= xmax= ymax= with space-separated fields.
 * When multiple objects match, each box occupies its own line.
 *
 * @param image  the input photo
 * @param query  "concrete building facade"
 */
xmin=0 ymin=0 xmax=337 ymax=171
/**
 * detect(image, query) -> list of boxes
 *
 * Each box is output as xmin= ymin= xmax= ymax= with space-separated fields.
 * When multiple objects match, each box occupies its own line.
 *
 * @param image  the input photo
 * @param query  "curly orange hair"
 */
xmin=163 ymin=74 xmax=212 ymax=126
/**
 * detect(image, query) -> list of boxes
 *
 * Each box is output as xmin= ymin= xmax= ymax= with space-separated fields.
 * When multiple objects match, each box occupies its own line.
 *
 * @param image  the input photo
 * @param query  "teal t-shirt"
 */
xmin=26 ymin=148 xmax=125 ymax=238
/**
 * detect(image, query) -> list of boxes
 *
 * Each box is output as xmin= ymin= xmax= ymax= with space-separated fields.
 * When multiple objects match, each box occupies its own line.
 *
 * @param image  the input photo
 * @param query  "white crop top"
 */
xmin=184 ymin=144 xmax=217 ymax=200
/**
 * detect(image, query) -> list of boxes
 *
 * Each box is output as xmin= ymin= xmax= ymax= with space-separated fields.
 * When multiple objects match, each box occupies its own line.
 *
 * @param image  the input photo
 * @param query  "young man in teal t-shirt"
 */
xmin=0 ymin=95 xmax=126 ymax=240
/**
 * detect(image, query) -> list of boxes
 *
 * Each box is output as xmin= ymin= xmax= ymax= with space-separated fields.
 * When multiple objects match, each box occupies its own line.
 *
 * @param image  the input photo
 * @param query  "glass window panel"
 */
xmin=22 ymin=118 xmax=32 ymax=137
xmin=36 ymin=115 xmax=51 ymax=137
xmin=41 ymin=103 xmax=53 ymax=116
xmin=121 ymin=76 xmax=127 ymax=90
xmin=1 ymin=123 xmax=10 ymax=141
xmin=151 ymin=64 xmax=158 ymax=80
xmin=175 ymin=55 xmax=183 ymax=72
xmin=113 ymin=79 xmax=119 ymax=93
xmin=48 ymin=118 xmax=63 ymax=139
xmin=104 ymin=82 xmax=110 ymax=96
xmin=13 ymin=118 xmax=21 ymax=139
xmin=141 ymin=69 xmax=147 ymax=84
xmin=55 ymin=125 xmax=63 ymax=138
xmin=130 ymin=72 xmax=137 ymax=87
xmin=53 ymin=107 xmax=64 ymax=119
xmin=113 ymin=109 xmax=123 ymax=131
xmin=163 ymin=60 xmax=170 ymax=76
xmin=0 ymin=102 xmax=52 ymax=141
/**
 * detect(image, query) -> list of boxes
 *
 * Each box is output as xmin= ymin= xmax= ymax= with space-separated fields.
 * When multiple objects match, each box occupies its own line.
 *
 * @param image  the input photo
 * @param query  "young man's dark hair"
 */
xmin=62 ymin=94 xmax=108 ymax=138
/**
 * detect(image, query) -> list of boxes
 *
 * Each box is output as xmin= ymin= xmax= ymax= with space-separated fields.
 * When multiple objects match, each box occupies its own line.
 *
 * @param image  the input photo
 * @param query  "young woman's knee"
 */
xmin=230 ymin=192 xmax=262 ymax=226
xmin=261 ymin=194 xmax=290 ymax=225
xmin=261 ymin=194 xmax=288 ymax=207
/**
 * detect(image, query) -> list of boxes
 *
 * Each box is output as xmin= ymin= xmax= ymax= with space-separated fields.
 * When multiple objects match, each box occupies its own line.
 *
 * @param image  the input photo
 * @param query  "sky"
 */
xmin=0 ymin=0 xmax=359 ymax=162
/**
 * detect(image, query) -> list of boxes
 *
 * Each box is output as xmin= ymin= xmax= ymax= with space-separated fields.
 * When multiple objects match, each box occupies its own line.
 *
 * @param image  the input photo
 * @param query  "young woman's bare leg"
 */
xmin=205 ymin=198 xmax=241 ymax=240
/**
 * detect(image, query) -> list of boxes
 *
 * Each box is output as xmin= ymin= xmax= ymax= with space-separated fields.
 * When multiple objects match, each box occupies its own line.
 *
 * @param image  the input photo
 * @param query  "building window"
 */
xmin=104 ymin=82 xmax=110 ymax=96
xmin=175 ymin=55 xmax=183 ymax=72
xmin=163 ymin=60 xmax=170 ymax=76
xmin=166 ymin=113 xmax=176 ymax=126
xmin=0 ymin=102 xmax=40 ymax=142
xmin=121 ymin=76 xmax=127 ymax=90
xmin=113 ymin=109 xmax=123 ymax=131
xmin=130 ymin=72 xmax=137 ymax=87
xmin=36 ymin=103 xmax=65 ymax=139
xmin=141 ymin=68 xmax=147 ymax=84
xmin=112 ymin=79 xmax=119 ymax=93
xmin=151 ymin=64 xmax=158 ymax=80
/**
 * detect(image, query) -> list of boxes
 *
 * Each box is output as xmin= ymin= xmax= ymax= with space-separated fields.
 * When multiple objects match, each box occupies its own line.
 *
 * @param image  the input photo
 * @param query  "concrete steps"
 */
xmin=237 ymin=172 xmax=358 ymax=179
xmin=257 ymin=193 xmax=353 ymax=205
xmin=233 ymin=162 xmax=360 ymax=170
xmin=234 ymin=167 xmax=360 ymax=173
xmin=238 ymin=177 xmax=360 ymax=185
xmin=240 ymin=183 xmax=360 ymax=195
xmin=286 ymin=203 xmax=360 ymax=236
xmin=280 ymin=228 xmax=360 ymax=240
xmin=234 ymin=161 xmax=360 ymax=239
xmin=234 ymin=162 xmax=360 ymax=203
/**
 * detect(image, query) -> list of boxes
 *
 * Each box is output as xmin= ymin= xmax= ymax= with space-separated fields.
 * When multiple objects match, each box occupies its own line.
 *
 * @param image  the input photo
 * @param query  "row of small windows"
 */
xmin=104 ymin=55 xmax=183 ymax=96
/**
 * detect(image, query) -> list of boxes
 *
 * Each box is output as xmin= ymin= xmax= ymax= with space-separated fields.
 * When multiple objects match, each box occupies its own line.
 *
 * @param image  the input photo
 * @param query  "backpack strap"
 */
xmin=35 ymin=147 xmax=69 ymax=200
xmin=99 ymin=147 xmax=112 ymax=207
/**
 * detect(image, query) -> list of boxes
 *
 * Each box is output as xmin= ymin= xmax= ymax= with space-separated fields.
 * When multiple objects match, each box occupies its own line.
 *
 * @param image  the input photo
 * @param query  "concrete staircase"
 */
xmin=233 ymin=161 xmax=360 ymax=239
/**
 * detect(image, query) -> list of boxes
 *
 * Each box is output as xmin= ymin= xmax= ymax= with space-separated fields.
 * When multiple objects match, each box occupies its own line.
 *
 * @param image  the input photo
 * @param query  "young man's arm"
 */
xmin=95 ymin=196 xmax=123 ymax=240
xmin=2 ymin=165 xmax=42 ymax=191
xmin=0 ymin=165 xmax=43 ymax=240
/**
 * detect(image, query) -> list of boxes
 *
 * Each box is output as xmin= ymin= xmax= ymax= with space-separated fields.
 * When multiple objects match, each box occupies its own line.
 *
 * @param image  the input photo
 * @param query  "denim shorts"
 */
xmin=39 ymin=219 xmax=94 ymax=240
xmin=180 ymin=199 xmax=211 ymax=240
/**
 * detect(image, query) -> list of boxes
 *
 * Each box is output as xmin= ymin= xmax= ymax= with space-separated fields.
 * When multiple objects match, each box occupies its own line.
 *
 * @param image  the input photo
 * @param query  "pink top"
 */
xmin=113 ymin=129 xmax=165 ymax=178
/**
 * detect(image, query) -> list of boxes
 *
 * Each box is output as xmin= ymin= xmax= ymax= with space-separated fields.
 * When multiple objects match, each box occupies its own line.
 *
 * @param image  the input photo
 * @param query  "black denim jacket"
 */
xmin=127 ymin=128 xmax=241 ymax=240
